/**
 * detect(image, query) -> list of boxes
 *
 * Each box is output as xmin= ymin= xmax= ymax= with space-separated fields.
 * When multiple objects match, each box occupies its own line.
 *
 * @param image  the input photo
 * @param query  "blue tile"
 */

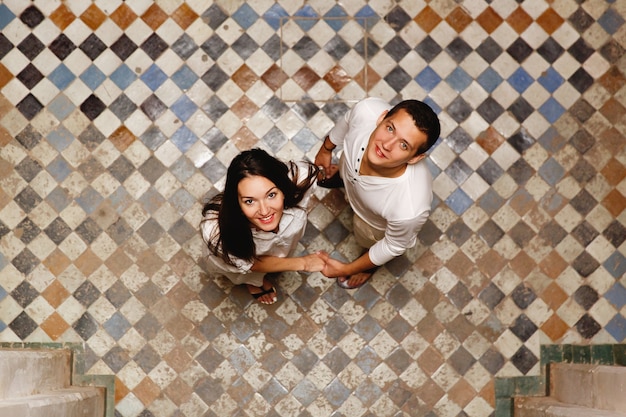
xmin=80 ymin=65 xmax=106 ymax=90
xmin=263 ymin=3 xmax=288 ymax=31
xmin=604 ymin=252 xmax=626 ymax=279
xmin=171 ymin=65 xmax=198 ymax=90
xmin=538 ymin=67 xmax=564 ymax=93
xmin=605 ymin=314 xmax=626 ymax=342
xmin=446 ymin=67 xmax=472 ymax=92
xmin=169 ymin=188 xmax=196 ymax=214
xmin=539 ymin=97 xmax=565 ymax=123
xmin=415 ymin=67 xmax=441 ymax=91
xmin=48 ymin=64 xmax=76 ymax=90
xmin=0 ymin=284 xmax=6 ymax=301
xmin=140 ymin=64 xmax=167 ymax=91
xmin=605 ymin=283 xmax=626 ymax=309
xmin=508 ymin=68 xmax=534 ymax=93
xmin=76 ymin=187 xmax=104 ymax=215
xmin=477 ymin=67 xmax=502 ymax=93
xmin=48 ymin=95 xmax=75 ymax=121
xmin=0 ymin=321 xmax=5 ymax=333
xmin=292 ymin=127 xmax=319 ymax=152
xmin=324 ymin=379 xmax=351 ymax=407
xmin=47 ymin=155 xmax=72 ymax=182
xmin=170 ymin=125 xmax=198 ymax=152
xmin=292 ymin=379 xmax=320 ymax=406
xmin=423 ymin=96 xmax=441 ymax=114
xmin=46 ymin=187 xmax=71 ymax=212
xmin=229 ymin=346 xmax=255 ymax=374
xmin=355 ymin=4 xmax=379 ymax=28
xmin=445 ymin=188 xmax=473 ymax=215
xmin=170 ymin=95 xmax=197 ymax=122
xmin=598 ymin=8 xmax=624 ymax=35
xmin=294 ymin=5 xmax=319 ymax=31
xmin=232 ymin=3 xmax=258 ymax=30
xmin=109 ymin=187 xmax=133 ymax=214
xmin=110 ymin=64 xmax=137 ymax=90
xmin=324 ymin=5 xmax=348 ymax=31
xmin=47 ymin=126 xmax=74 ymax=151
xmin=0 ymin=4 xmax=15 ymax=30
xmin=538 ymin=157 xmax=565 ymax=186
xmin=103 ymin=312 xmax=131 ymax=341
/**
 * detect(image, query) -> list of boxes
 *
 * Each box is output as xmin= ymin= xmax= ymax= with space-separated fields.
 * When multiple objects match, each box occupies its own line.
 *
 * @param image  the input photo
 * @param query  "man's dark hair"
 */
xmin=386 ymin=100 xmax=441 ymax=155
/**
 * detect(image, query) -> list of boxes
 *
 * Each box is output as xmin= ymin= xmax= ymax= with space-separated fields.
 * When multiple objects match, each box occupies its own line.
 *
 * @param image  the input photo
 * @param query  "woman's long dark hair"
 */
xmin=202 ymin=148 xmax=319 ymax=266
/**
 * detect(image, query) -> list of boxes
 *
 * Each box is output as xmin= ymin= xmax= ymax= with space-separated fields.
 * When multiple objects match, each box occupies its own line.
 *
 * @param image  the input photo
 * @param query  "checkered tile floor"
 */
xmin=0 ymin=1 xmax=625 ymax=416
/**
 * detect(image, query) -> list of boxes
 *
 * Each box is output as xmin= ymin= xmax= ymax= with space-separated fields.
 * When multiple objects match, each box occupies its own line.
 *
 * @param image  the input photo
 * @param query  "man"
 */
xmin=314 ymin=97 xmax=440 ymax=289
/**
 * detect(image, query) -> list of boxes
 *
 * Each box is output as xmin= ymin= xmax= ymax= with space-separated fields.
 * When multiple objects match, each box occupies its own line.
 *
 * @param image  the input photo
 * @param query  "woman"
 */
xmin=201 ymin=148 xmax=325 ymax=305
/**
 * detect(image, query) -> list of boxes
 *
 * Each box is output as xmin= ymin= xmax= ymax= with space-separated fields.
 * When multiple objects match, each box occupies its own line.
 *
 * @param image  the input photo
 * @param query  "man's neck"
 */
xmin=359 ymin=151 xmax=407 ymax=178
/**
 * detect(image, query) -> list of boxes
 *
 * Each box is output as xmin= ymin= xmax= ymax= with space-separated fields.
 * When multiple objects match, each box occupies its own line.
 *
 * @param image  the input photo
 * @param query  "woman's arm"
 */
xmin=250 ymin=253 xmax=325 ymax=273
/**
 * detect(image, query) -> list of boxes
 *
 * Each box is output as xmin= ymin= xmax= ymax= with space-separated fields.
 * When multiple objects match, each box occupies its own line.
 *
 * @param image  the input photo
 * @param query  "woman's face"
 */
xmin=238 ymin=175 xmax=285 ymax=232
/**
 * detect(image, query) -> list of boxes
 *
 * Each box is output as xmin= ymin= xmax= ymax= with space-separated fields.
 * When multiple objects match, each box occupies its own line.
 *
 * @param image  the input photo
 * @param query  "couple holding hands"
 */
xmin=201 ymin=97 xmax=441 ymax=305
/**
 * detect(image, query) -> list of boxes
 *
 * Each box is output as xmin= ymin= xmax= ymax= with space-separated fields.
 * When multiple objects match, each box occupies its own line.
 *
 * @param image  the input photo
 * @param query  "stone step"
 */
xmin=0 ymin=387 xmax=105 ymax=417
xmin=515 ymin=397 xmax=626 ymax=417
xmin=550 ymin=363 xmax=626 ymax=412
xmin=0 ymin=349 xmax=71 ymax=399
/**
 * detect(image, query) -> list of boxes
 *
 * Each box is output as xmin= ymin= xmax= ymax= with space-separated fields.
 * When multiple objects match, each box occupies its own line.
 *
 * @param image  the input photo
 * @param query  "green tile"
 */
xmin=562 ymin=344 xmax=573 ymax=363
xmin=495 ymin=378 xmax=515 ymax=398
xmin=494 ymin=398 xmax=514 ymax=417
xmin=540 ymin=344 xmax=563 ymax=367
xmin=591 ymin=345 xmax=614 ymax=365
xmin=572 ymin=345 xmax=591 ymax=363
xmin=613 ymin=345 xmax=626 ymax=366
xmin=514 ymin=376 xmax=546 ymax=396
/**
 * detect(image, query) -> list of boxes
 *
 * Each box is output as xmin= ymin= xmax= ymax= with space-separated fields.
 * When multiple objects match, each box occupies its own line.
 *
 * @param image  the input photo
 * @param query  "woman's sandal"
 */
xmin=251 ymin=286 xmax=277 ymax=304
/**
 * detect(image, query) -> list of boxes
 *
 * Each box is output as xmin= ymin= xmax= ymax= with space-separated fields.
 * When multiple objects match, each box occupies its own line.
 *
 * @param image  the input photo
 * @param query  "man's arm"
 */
xmin=314 ymin=135 xmax=336 ymax=174
xmin=319 ymin=251 xmax=377 ymax=278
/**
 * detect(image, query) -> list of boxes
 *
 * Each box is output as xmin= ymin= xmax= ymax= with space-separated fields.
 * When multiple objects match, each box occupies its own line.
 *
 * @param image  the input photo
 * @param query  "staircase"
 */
xmin=515 ymin=362 xmax=626 ymax=416
xmin=0 ymin=349 xmax=105 ymax=417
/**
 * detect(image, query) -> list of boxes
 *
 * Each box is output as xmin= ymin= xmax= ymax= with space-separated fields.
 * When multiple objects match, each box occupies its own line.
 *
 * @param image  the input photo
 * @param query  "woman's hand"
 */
xmin=300 ymin=253 xmax=327 ymax=272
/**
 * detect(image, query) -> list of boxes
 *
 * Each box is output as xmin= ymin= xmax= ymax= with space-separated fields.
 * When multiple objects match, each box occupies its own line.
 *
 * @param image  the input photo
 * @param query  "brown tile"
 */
xmin=415 ymin=282 xmax=442 ymax=311
xmin=165 ymin=314 xmax=194 ymax=340
xmin=476 ymin=7 xmax=503 ymax=34
xmin=232 ymin=64 xmax=259 ymax=92
xmin=164 ymin=346 xmax=193 ymax=373
xmin=540 ymin=282 xmax=568 ymax=311
xmin=230 ymin=96 xmax=259 ymax=122
xmin=416 ymin=378 xmax=445 ymax=408
xmin=601 ymin=158 xmax=626 ymax=186
xmin=538 ymin=250 xmax=567 ymax=279
xmin=50 ymin=4 xmax=75 ymax=30
xmin=600 ymin=127 xmax=626 ymax=156
xmin=292 ymin=66 xmax=320 ymax=91
xmin=414 ymin=7 xmax=442 ymax=32
xmin=0 ymin=64 xmax=13 ymax=89
xmin=41 ymin=280 xmax=71 ymax=308
xmin=74 ymin=248 xmax=102 ymax=276
xmin=0 ymin=186 xmax=9 ymax=209
xmin=110 ymin=3 xmax=138 ymax=30
xmin=115 ymin=377 xmax=130 ymax=403
xmin=509 ymin=189 xmax=535 ymax=216
xmin=136 ymin=249 xmax=164 ymax=277
xmin=232 ymin=125 xmax=259 ymax=151
xmin=417 ymin=346 xmax=445 ymax=376
xmin=105 ymin=248 xmax=134 ymax=277
xmin=43 ymin=249 xmax=72 ymax=276
xmin=80 ymin=4 xmax=107 ymax=31
xmin=445 ymin=251 xmax=474 ymax=278
xmin=171 ymin=3 xmax=198 ymax=29
xmin=598 ymin=67 xmax=626 ymax=95
xmin=321 ymin=190 xmax=349 ymax=216
xmin=477 ymin=250 xmax=507 ymax=279
xmin=110 ymin=126 xmax=136 ymax=151
xmin=506 ymin=7 xmax=533 ymax=34
xmin=415 ymin=249 xmax=444 ymax=278
xmin=141 ymin=4 xmax=168 ymax=31
xmin=448 ymin=378 xmax=476 ymax=408
xmin=169 ymin=250 xmax=196 ymax=278
xmin=447 ymin=314 xmax=475 ymax=342
xmin=163 ymin=378 xmax=193 ymax=405
xmin=0 ymin=95 xmax=12 ymax=118
xmin=40 ymin=312 xmax=70 ymax=340
xmin=168 ymin=282 xmax=198 ymax=309
xmin=602 ymin=189 xmax=626 ymax=217
xmin=262 ymin=64 xmax=289 ymax=91
xmin=476 ymin=127 xmax=505 ymax=155
xmin=446 ymin=7 xmax=472 ymax=33
xmin=600 ymin=98 xmax=626 ymax=125
xmin=479 ymin=379 xmax=495 ymax=407
xmin=417 ymin=313 xmax=445 ymax=343
xmin=354 ymin=65 xmax=381 ymax=91
xmin=133 ymin=377 xmax=161 ymax=406
xmin=536 ymin=8 xmax=564 ymax=35
xmin=324 ymin=65 xmax=351 ymax=92
xmin=541 ymin=313 xmax=569 ymax=341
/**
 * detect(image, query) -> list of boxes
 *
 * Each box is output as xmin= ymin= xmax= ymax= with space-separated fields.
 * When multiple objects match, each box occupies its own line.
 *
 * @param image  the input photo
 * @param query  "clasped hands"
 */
xmin=301 ymin=251 xmax=347 ymax=279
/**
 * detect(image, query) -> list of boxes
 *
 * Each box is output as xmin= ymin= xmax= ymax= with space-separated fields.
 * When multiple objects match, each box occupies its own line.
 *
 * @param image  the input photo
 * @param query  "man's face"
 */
xmin=365 ymin=108 xmax=428 ymax=176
